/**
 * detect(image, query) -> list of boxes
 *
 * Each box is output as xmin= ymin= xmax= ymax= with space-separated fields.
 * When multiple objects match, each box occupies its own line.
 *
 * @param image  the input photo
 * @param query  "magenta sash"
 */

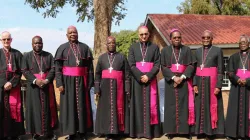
xmin=102 ymin=70 xmax=124 ymax=131
xmin=62 ymin=67 xmax=87 ymax=76
xmin=236 ymin=69 xmax=250 ymax=136
xmin=136 ymin=62 xmax=158 ymax=125
xmin=169 ymin=64 xmax=195 ymax=125
xmin=34 ymin=73 xmax=57 ymax=128
xmin=236 ymin=69 xmax=250 ymax=79
xmin=9 ymin=84 xmax=22 ymax=122
xmin=196 ymin=67 xmax=218 ymax=129
xmin=62 ymin=66 xmax=92 ymax=128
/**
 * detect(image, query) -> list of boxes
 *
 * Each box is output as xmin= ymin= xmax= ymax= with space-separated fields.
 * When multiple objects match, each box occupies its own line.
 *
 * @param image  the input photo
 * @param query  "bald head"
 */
xmin=239 ymin=35 xmax=249 ymax=52
xmin=107 ymin=36 xmax=116 ymax=53
xmin=1 ymin=31 xmax=12 ymax=49
xmin=32 ymin=35 xmax=43 ymax=53
xmin=202 ymin=30 xmax=213 ymax=47
xmin=32 ymin=36 xmax=42 ymax=42
xmin=67 ymin=26 xmax=78 ymax=43
xmin=138 ymin=26 xmax=150 ymax=43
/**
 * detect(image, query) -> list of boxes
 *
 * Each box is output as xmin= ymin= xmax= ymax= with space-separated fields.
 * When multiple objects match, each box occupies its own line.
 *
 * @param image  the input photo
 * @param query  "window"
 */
xmin=222 ymin=56 xmax=231 ymax=90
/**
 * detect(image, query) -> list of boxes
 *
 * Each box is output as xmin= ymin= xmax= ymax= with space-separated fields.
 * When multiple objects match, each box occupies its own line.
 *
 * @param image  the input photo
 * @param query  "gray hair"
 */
xmin=239 ymin=34 xmax=250 ymax=43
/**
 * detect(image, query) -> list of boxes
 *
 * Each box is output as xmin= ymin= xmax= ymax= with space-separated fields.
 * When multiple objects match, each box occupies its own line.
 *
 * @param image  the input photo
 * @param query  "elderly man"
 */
xmin=0 ymin=31 xmax=24 ymax=140
xmin=94 ymin=36 xmax=130 ymax=140
xmin=161 ymin=29 xmax=194 ymax=139
xmin=22 ymin=36 xmax=58 ymax=140
xmin=128 ymin=26 xmax=161 ymax=139
xmin=193 ymin=30 xmax=224 ymax=139
xmin=225 ymin=35 xmax=250 ymax=139
xmin=55 ymin=26 xmax=94 ymax=140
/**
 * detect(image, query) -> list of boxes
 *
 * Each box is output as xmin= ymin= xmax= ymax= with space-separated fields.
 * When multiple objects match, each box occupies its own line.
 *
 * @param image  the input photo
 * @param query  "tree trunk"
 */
xmin=93 ymin=0 xmax=115 ymax=67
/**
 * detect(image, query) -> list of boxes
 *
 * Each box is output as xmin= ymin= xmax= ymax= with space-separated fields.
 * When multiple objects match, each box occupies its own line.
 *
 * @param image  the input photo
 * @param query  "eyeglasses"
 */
xmin=1 ymin=38 xmax=11 ymax=41
xmin=239 ymin=41 xmax=249 ymax=44
xmin=173 ymin=36 xmax=181 ymax=39
xmin=202 ymin=36 xmax=211 ymax=39
xmin=139 ymin=33 xmax=149 ymax=36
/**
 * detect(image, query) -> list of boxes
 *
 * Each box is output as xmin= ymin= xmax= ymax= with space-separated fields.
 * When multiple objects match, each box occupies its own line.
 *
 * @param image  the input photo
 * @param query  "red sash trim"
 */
xmin=34 ymin=73 xmax=57 ymax=127
xmin=196 ymin=67 xmax=218 ymax=129
xmin=102 ymin=70 xmax=125 ymax=131
xmin=136 ymin=62 xmax=159 ymax=125
xmin=62 ymin=67 xmax=87 ymax=76
xmin=9 ymin=84 xmax=22 ymax=122
xmin=170 ymin=64 xmax=195 ymax=125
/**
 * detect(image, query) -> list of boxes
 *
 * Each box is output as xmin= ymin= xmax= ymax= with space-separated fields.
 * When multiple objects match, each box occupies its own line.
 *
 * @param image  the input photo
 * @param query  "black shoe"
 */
xmin=32 ymin=134 xmax=40 ymax=140
xmin=80 ymin=136 xmax=88 ymax=140
xmin=48 ymin=134 xmax=57 ymax=140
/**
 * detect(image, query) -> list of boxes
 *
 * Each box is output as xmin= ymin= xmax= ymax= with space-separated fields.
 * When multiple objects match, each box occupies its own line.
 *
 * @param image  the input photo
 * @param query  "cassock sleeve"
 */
xmin=192 ymin=50 xmax=198 ymax=86
xmin=87 ymin=49 xmax=94 ymax=90
xmin=183 ymin=47 xmax=194 ymax=79
xmin=160 ymin=47 xmax=174 ymax=81
xmin=128 ymin=46 xmax=144 ymax=82
xmin=55 ymin=59 xmax=63 ymax=88
xmin=21 ymin=53 xmax=37 ymax=83
xmin=10 ymin=52 xmax=23 ymax=87
xmin=146 ymin=46 xmax=160 ymax=81
xmin=45 ymin=54 xmax=55 ymax=82
xmin=227 ymin=55 xmax=239 ymax=85
xmin=94 ymin=56 xmax=102 ymax=94
xmin=124 ymin=57 xmax=130 ymax=93
xmin=216 ymin=48 xmax=224 ymax=88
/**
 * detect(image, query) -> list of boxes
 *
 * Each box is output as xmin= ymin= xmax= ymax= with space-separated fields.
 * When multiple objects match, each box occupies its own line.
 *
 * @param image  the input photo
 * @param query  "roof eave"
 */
xmin=145 ymin=15 xmax=171 ymax=46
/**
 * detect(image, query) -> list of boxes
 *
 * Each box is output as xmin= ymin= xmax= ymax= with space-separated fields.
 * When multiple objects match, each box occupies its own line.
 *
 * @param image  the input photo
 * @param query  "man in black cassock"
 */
xmin=193 ymin=30 xmax=224 ymax=139
xmin=128 ymin=26 xmax=161 ymax=139
xmin=55 ymin=26 xmax=94 ymax=140
xmin=94 ymin=36 xmax=130 ymax=140
xmin=22 ymin=36 xmax=58 ymax=140
xmin=161 ymin=29 xmax=194 ymax=139
xmin=225 ymin=35 xmax=250 ymax=139
xmin=0 ymin=31 xmax=24 ymax=140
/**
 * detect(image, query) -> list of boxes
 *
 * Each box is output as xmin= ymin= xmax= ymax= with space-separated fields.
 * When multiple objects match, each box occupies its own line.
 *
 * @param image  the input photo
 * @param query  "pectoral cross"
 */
xmin=108 ymin=67 xmax=113 ymax=73
xmin=175 ymin=63 xmax=180 ymax=71
xmin=40 ymin=71 xmax=44 ymax=77
xmin=141 ymin=59 xmax=145 ymax=66
xmin=200 ymin=64 xmax=204 ymax=71
xmin=76 ymin=59 xmax=80 ymax=66
xmin=242 ymin=67 xmax=247 ymax=74
xmin=7 ymin=62 xmax=11 ymax=68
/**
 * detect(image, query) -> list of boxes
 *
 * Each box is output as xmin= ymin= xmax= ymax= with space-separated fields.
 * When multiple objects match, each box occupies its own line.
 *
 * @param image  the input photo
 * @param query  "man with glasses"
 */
xmin=22 ymin=36 xmax=58 ymax=140
xmin=225 ymin=35 xmax=250 ymax=139
xmin=55 ymin=26 xmax=94 ymax=140
xmin=0 ymin=31 xmax=24 ymax=140
xmin=161 ymin=29 xmax=194 ymax=139
xmin=94 ymin=36 xmax=130 ymax=140
xmin=128 ymin=26 xmax=161 ymax=139
xmin=193 ymin=30 xmax=224 ymax=139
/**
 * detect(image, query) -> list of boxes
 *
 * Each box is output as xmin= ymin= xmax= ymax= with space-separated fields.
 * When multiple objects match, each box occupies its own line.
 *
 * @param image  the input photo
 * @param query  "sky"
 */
xmin=0 ymin=0 xmax=184 ymax=55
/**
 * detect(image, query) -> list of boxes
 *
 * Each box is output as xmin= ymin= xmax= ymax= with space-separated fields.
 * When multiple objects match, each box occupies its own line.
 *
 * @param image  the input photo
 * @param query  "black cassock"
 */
xmin=161 ymin=45 xmax=195 ymax=134
xmin=128 ymin=42 xmax=161 ymax=138
xmin=193 ymin=46 xmax=224 ymax=135
xmin=22 ymin=51 xmax=58 ymax=136
xmin=55 ymin=42 xmax=94 ymax=135
xmin=94 ymin=52 xmax=130 ymax=135
xmin=225 ymin=52 xmax=250 ymax=138
xmin=0 ymin=48 xmax=24 ymax=138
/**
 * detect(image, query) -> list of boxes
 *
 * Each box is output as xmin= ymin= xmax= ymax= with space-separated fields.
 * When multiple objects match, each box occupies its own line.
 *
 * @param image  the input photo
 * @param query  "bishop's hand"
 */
xmin=193 ymin=86 xmax=198 ymax=94
xmin=58 ymin=86 xmax=64 ymax=92
xmin=35 ymin=79 xmax=44 ymax=88
xmin=4 ymin=82 xmax=12 ymax=91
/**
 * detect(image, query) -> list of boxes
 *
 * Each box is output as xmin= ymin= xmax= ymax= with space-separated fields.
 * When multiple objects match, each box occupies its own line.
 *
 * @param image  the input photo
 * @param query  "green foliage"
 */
xmin=112 ymin=30 xmax=138 ymax=57
xmin=25 ymin=0 xmax=127 ymax=24
xmin=177 ymin=0 xmax=250 ymax=15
